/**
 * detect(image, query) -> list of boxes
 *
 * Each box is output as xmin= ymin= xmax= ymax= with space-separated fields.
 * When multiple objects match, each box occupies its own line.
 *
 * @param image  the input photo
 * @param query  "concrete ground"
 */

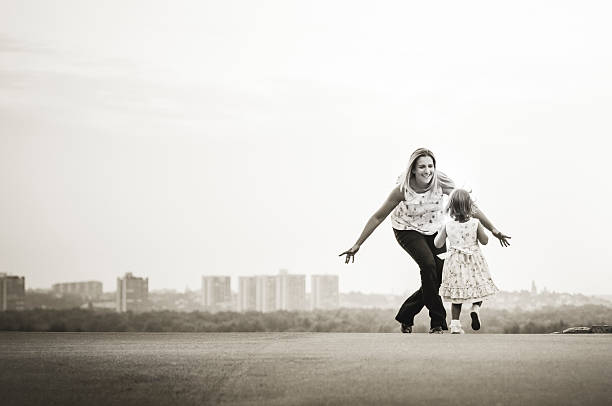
xmin=1 ymin=332 xmax=610 ymax=405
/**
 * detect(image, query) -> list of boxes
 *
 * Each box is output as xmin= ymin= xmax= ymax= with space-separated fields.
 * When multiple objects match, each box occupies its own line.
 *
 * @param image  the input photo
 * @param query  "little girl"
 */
xmin=434 ymin=189 xmax=499 ymax=334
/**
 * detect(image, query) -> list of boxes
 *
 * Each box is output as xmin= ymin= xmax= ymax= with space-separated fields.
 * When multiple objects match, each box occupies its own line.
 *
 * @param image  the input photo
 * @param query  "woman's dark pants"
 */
xmin=393 ymin=229 xmax=448 ymax=330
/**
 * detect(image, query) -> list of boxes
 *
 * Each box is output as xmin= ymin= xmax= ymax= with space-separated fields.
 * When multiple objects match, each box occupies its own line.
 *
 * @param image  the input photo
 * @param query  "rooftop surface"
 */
xmin=1 ymin=332 xmax=610 ymax=405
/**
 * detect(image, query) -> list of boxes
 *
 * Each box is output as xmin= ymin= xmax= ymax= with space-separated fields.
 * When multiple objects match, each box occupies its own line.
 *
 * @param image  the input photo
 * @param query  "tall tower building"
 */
xmin=53 ymin=281 xmax=103 ymax=299
xmin=311 ymin=274 xmax=339 ymax=310
xmin=0 ymin=273 xmax=25 ymax=311
xmin=201 ymin=276 xmax=232 ymax=312
xmin=276 ymin=270 xmax=306 ymax=311
xmin=238 ymin=276 xmax=257 ymax=312
xmin=255 ymin=275 xmax=277 ymax=313
xmin=116 ymin=272 xmax=149 ymax=312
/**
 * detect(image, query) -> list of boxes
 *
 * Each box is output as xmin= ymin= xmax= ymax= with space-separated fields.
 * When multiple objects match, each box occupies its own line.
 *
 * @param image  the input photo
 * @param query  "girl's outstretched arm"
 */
xmin=339 ymin=186 xmax=404 ymax=263
xmin=476 ymin=222 xmax=489 ymax=245
xmin=434 ymin=224 xmax=447 ymax=248
xmin=472 ymin=205 xmax=511 ymax=247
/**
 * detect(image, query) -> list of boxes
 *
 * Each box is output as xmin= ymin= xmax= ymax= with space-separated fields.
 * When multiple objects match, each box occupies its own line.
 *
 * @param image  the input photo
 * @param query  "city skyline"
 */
xmin=21 ymin=270 xmax=341 ymax=313
xmin=21 ymin=270 xmax=344 ymax=294
xmin=7 ymin=271 xmax=610 ymax=315
xmin=15 ymin=272 xmax=599 ymax=299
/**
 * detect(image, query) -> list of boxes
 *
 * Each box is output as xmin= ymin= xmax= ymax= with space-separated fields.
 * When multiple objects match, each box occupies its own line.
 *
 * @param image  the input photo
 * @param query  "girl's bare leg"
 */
xmin=451 ymin=303 xmax=462 ymax=319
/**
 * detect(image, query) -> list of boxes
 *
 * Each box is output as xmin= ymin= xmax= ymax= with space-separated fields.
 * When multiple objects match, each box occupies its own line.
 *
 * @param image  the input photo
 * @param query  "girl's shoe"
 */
xmin=450 ymin=320 xmax=465 ymax=334
xmin=400 ymin=323 xmax=412 ymax=333
xmin=429 ymin=326 xmax=444 ymax=334
xmin=470 ymin=305 xmax=481 ymax=331
xmin=450 ymin=325 xmax=465 ymax=334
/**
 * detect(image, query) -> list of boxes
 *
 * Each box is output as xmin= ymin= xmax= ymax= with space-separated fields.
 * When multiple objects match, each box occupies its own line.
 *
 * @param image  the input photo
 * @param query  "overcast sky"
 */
xmin=1 ymin=1 xmax=611 ymax=295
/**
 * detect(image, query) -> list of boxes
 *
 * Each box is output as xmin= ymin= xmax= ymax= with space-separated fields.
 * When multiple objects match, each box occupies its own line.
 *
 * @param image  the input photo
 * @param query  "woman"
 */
xmin=339 ymin=148 xmax=510 ymax=334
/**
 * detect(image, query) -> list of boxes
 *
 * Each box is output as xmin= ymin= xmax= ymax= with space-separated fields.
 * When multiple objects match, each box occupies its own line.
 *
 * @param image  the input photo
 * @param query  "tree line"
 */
xmin=1 ymin=305 xmax=610 ymax=333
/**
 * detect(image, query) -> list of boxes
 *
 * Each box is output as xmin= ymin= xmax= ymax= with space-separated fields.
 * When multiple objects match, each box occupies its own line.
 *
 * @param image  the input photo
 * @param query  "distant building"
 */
xmin=255 ymin=275 xmax=277 ymax=313
xmin=238 ymin=276 xmax=257 ymax=312
xmin=311 ymin=275 xmax=339 ymax=310
xmin=276 ymin=270 xmax=306 ymax=311
xmin=53 ymin=281 xmax=103 ymax=299
xmin=201 ymin=276 xmax=232 ymax=312
xmin=116 ymin=272 xmax=149 ymax=312
xmin=0 ymin=273 xmax=25 ymax=311
xmin=531 ymin=280 xmax=537 ymax=295
xmin=237 ymin=271 xmax=330 ymax=313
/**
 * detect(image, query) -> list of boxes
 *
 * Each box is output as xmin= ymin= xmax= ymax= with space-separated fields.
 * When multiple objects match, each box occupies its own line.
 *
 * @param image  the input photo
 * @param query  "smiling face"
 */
xmin=411 ymin=155 xmax=435 ymax=187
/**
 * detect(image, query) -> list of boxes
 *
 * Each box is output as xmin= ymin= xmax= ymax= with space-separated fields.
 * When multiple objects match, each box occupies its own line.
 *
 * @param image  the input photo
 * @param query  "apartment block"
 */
xmin=311 ymin=274 xmax=339 ymax=310
xmin=276 ymin=270 xmax=306 ymax=311
xmin=116 ymin=272 xmax=149 ymax=312
xmin=201 ymin=276 xmax=232 ymax=312
xmin=255 ymin=275 xmax=277 ymax=313
xmin=0 ymin=273 xmax=25 ymax=311
xmin=238 ymin=276 xmax=257 ymax=312
xmin=53 ymin=281 xmax=103 ymax=299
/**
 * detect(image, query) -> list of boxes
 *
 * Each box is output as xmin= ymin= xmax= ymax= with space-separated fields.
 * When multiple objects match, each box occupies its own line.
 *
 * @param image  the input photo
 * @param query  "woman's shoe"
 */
xmin=429 ymin=326 xmax=444 ymax=334
xmin=470 ymin=305 xmax=481 ymax=331
xmin=401 ymin=323 xmax=412 ymax=333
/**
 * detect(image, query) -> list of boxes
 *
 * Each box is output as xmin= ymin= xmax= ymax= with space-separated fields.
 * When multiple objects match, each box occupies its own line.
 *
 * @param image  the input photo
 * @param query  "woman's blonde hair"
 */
xmin=446 ymin=189 xmax=473 ymax=222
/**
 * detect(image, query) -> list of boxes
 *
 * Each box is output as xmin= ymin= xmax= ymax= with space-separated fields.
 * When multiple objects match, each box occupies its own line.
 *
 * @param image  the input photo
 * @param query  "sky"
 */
xmin=1 ymin=1 xmax=611 ymax=295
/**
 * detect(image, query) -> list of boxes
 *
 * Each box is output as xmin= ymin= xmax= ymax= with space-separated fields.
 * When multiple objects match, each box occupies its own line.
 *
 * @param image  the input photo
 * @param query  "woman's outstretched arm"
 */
xmin=472 ymin=205 xmax=511 ymax=247
xmin=339 ymin=186 xmax=404 ymax=263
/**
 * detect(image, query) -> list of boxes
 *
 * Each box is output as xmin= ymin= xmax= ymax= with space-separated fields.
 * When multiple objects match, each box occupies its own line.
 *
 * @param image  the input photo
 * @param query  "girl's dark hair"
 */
xmin=446 ymin=189 xmax=472 ymax=222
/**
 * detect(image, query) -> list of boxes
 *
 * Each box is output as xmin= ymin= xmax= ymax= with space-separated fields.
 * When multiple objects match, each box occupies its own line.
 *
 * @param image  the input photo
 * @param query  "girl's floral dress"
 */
xmin=439 ymin=218 xmax=499 ymax=304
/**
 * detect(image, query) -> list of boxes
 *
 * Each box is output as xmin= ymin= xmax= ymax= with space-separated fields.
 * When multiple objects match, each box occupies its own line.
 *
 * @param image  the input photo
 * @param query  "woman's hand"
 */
xmin=491 ymin=229 xmax=511 ymax=247
xmin=339 ymin=245 xmax=360 ymax=264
